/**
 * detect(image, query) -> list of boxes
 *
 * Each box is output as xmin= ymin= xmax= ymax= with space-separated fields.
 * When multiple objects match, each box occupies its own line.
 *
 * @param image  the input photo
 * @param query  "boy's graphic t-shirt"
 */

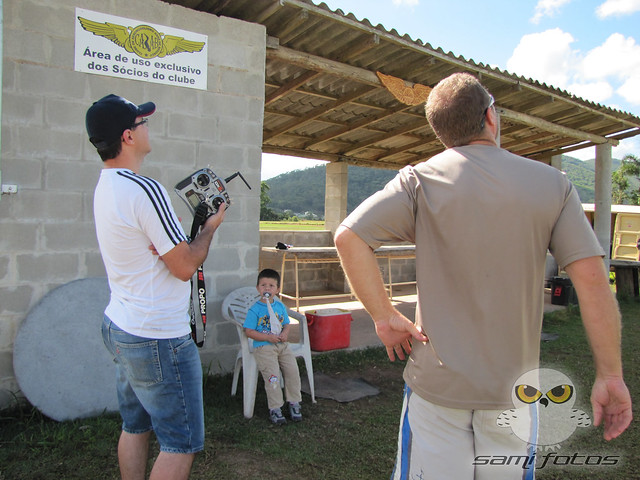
xmin=243 ymin=298 xmax=290 ymax=348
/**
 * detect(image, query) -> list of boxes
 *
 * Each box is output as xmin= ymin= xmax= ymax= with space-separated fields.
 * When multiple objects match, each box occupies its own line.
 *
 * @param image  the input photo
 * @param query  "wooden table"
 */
xmin=610 ymin=259 xmax=640 ymax=297
xmin=261 ymin=245 xmax=416 ymax=311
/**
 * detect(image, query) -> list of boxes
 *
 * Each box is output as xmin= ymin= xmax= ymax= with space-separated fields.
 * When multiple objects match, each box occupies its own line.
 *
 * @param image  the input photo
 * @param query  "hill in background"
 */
xmin=264 ymin=155 xmax=621 ymax=218
xmin=265 ymin=164 xmax=397 ymax=218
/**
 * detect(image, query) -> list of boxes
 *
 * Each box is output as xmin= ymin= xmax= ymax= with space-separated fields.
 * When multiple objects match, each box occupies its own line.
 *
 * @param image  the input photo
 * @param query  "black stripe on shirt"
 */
xmin=117 ymin=170 xmax=186 ymax=246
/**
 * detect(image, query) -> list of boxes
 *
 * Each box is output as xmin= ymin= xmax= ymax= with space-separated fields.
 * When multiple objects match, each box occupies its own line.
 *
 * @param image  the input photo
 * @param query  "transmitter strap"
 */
xmin=188 ymin=204 xmax=209 ymax=347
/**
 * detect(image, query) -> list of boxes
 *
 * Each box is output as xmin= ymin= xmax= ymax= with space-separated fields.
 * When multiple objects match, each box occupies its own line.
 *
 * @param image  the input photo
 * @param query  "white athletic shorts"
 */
xmin=391 ymin=385 xmax=536 ymax=480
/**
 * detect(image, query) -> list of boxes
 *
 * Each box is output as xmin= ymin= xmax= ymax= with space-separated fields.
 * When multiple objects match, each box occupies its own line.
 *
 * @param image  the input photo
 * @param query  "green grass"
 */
xmin=260 ymin=220 xmax=326 ymax=231
xmin=535 ymin=301 xmax=640 ymax=479
xmin=1 ymin=303 xmax=638 ymax=479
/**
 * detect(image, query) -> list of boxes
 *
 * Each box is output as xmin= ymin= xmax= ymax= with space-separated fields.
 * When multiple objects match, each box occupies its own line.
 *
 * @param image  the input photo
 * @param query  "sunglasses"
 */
xmin=131 ymin=118 xmax=148 ymax=129
xmin=480 ymin=95 xmax=495 ymax=130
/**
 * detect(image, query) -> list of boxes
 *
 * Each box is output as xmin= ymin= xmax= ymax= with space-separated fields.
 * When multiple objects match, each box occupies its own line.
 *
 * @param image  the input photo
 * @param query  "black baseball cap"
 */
xmin=85 ymin=94 xmax=156 ymax=149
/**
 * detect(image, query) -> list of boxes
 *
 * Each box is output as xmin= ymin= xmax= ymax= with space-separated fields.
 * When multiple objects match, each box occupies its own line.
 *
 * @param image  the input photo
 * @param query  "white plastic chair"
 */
xmin=221 ymin=286 xmax=316 ymax=418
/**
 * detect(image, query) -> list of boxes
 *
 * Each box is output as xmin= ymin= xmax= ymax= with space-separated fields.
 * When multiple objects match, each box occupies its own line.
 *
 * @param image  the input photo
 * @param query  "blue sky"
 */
xmin=262 ymin=0 xmax=640 ymax=179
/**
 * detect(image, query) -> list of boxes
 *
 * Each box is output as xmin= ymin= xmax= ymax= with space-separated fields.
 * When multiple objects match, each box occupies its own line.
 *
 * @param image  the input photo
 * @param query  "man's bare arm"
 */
xmin=565 ymin=256 xmax=632 ymax=440
xmin=334 ymin=226 xmax=427 ymax=360
xmin=161 ymin=205 xmax=226 ymax=282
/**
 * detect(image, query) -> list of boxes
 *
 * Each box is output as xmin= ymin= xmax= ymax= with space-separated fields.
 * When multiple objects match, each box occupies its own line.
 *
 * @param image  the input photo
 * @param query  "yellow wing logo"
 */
xmin=376 ymin=72 xmax=432 ymax=106
xmin=78 ymin=17 xmax=205 ymax=59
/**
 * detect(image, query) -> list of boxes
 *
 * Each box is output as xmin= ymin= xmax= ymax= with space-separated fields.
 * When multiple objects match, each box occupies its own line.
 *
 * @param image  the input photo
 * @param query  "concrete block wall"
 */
xmin=0 ymin=0 xmax=266 ymax=409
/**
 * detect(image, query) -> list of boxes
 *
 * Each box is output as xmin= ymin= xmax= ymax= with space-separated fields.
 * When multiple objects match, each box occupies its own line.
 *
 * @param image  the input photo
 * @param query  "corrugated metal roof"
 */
xmin=163 ymin=0 xmax=640 ymax=168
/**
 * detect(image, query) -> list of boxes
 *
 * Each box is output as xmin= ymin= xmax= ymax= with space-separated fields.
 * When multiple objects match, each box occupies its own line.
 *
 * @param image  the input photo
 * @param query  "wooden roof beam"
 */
xmin=552 ymin=128 xmax=640 ymax=156
xmin=267 ymin=43 xmax=382 ymax=86
xmin=334 ymin=34 xmax=380 ymax=63
xmin=498 ymin=107 xmax=619 ymax=146
xmin=375 ymin=137 xmax=440 ymax=162
xmin=265 ymin=70 xmax=322 ymax=105
xmin=264 ymin=107 xmax=391 ymax=135
xmin=254 ymin=1 xmax=285 ymax=24
xmin=262 ymin=145 xmax=338 ymax=163
xmin=512 ymin=136 xmax=583 ymax=157
xmin=502 ymin=133 xmax=550 ymax=151
xmin=264 ymin=85 xmax=377 ymax=141
xmin=343 ymin=120 xmax=428 ymax=156
xmin=265 ymin=81 xmax=429 ymax=117
xmin=276 ymin=8 xmax=310 ymax=43
xmin=268 ymin=44 xmax=616 ymax=147
xmin=264 ymin=79 xmax=385 ymax=110
xmin=305 ymin=103 xmax=410 ymax=147
xmin=261 ymin=145 xmax=404 ymax=170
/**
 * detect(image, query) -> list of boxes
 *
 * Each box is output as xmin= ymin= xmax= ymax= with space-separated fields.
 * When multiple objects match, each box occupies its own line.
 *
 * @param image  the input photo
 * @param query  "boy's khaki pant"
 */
xmin=253 ymin=342 xmax=302 ymax=410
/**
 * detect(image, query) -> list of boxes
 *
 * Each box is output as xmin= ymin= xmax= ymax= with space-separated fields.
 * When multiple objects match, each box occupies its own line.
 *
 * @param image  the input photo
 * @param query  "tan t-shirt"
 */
xmin=342 ymin=145 xmax=603 ymax=409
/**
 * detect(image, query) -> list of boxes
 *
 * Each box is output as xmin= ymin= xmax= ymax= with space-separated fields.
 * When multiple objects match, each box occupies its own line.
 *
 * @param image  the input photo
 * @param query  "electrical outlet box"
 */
xmin=1 ymin=184 xmax=18 ymax=194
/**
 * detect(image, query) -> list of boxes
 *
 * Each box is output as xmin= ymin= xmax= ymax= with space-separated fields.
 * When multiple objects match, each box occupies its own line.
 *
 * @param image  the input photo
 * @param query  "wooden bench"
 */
xmin=261 ymin=245 xmax=416 ymax=311
xmin=610 ymin=259 xmax=640 ymax=297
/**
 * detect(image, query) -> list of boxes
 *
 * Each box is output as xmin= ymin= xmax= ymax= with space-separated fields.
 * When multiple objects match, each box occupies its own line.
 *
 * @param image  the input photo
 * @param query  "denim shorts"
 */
xmin=102 ymin=316 xmax=204 ymax=454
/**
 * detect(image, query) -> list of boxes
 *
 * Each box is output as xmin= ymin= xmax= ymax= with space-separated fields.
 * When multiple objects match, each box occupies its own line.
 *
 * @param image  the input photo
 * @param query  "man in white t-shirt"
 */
xmin=335 ymin=73 xmax=632 ymax=479
xmin=86 ymin=94 xmax=225 ymax=480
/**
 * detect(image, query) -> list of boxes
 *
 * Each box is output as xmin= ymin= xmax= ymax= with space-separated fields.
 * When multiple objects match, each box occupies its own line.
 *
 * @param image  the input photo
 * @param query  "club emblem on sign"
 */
xmin=78 ymin=16 xmax=205 ymax=59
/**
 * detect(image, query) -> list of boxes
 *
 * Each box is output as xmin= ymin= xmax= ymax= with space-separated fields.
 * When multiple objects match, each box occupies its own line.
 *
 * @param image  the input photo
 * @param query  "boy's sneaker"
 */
xmin=269 ymin=408 xmax=286 ymax=425
xmin=289 ymin=402 xmax=302 ymax=422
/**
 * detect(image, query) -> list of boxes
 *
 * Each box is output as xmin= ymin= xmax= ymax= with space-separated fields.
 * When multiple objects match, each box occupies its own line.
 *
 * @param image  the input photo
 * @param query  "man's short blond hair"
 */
xmin=425 ymin=72 xmax=493 ymax=148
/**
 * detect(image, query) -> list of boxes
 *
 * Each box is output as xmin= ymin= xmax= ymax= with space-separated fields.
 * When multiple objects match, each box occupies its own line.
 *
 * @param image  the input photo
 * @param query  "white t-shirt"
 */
xmin=94 ymin=168 xmax=191 ymax=338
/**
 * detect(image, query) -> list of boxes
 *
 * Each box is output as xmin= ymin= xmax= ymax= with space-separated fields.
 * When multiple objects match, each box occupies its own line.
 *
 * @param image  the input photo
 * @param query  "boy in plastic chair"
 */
xmin=243 ymin=268 xmax=303 ymax=424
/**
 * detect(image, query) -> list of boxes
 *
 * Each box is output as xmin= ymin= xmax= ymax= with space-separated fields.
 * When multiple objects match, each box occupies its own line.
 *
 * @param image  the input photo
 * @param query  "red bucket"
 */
xmin=305 ymin=308 xmax=352 ymax=351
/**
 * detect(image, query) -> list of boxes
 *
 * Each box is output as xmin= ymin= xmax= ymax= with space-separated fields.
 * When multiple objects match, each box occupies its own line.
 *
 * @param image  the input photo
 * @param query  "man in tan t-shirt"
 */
xmin=335 ymin=73 xmax=632 ymax=480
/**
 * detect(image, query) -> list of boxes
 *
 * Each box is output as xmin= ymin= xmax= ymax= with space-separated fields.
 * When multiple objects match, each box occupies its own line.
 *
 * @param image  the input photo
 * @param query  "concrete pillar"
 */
xmin=550 ymin=154 xmax=562 ymax=170
xmin=324 ymin=162 xmax=349 ymax=234
xmin=594 ymin=144 xmax=613 ymax=262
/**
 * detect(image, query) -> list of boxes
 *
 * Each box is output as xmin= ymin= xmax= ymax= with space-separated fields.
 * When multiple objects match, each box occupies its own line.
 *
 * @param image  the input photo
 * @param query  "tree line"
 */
xmin=260 ymin=154 xmax=640 ymax=221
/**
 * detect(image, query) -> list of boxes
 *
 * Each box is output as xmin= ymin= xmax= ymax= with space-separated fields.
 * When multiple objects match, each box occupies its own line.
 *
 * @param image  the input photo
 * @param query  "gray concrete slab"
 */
xmin=301 ymin=372 xmax=379 ymax=403
xmin=13 ymin=278 xmax=118 ymax=421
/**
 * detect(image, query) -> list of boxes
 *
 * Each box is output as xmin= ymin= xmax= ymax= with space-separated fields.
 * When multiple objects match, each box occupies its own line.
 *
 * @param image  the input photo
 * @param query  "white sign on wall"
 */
xmin=74 ymin=8 xmax=208 ymax=90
